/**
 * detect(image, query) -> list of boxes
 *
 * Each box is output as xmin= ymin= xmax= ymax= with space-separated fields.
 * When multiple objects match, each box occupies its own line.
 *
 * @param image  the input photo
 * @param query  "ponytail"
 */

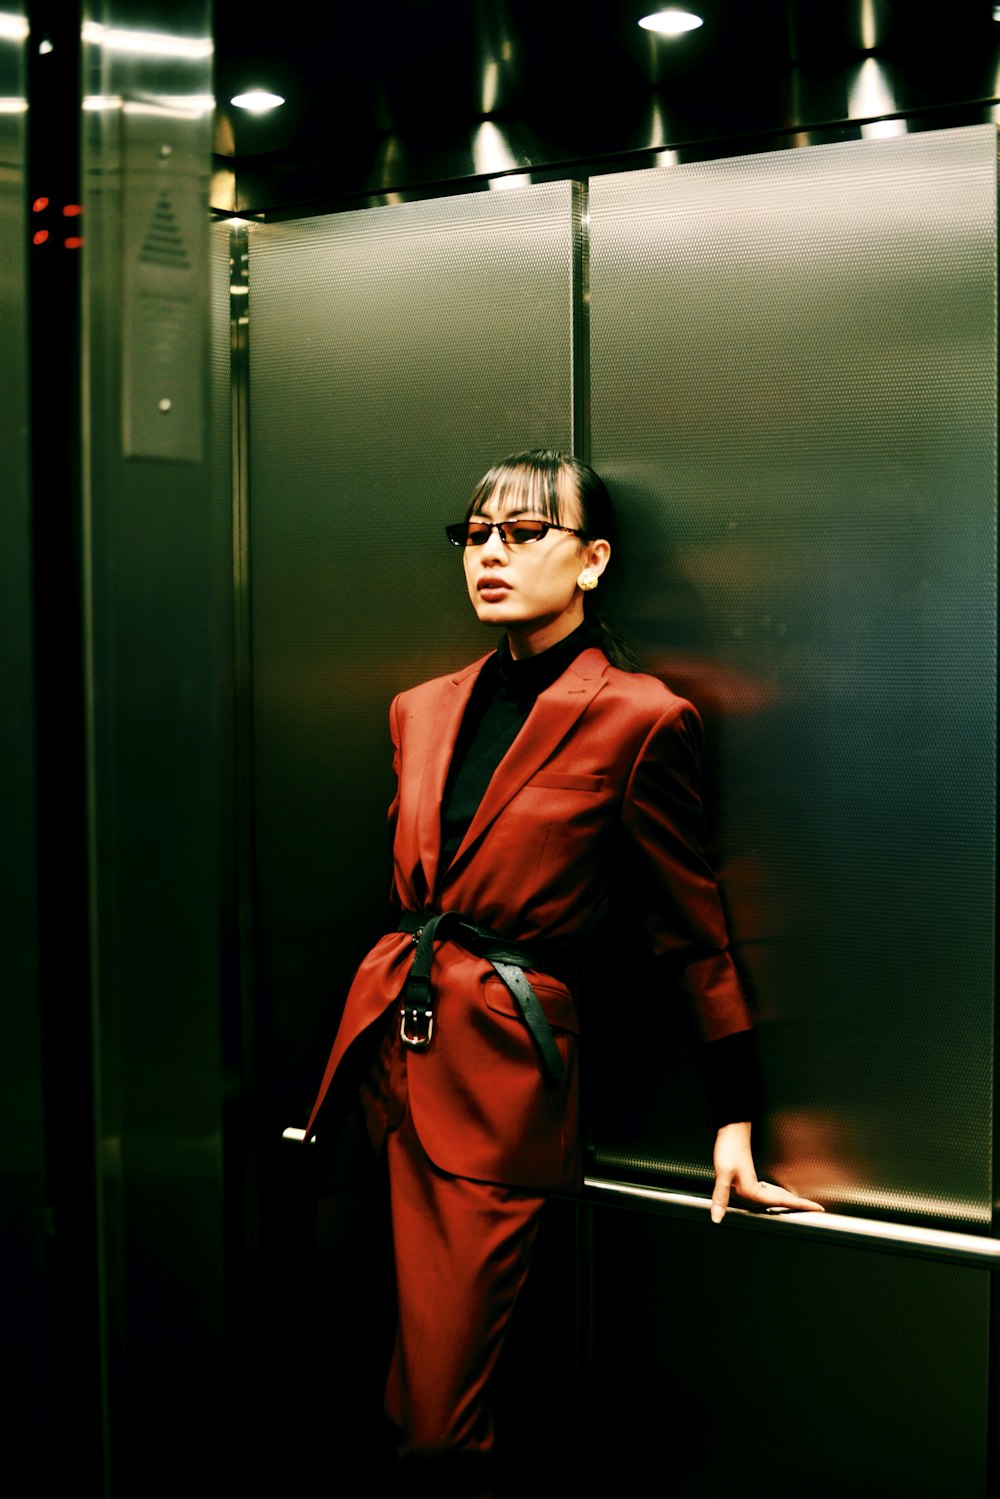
xmin=584 ymin=601 xmax=642 ymax=673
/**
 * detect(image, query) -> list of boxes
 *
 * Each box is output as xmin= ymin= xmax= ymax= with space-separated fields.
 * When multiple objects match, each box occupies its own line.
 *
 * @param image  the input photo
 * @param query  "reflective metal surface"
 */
xmin=212 ymin=215 xmax=250 ymax=1376
xmin=246 ymin=180 xmax=577 ymax=1115
xmin=25 ymin=2 xmax=104 ymax=1480
xmin=587 ymin=126 xmax=997 ymax=1226
xmin=242 ymin=183 xmax=576 ymax=1457
xmin=80 ymin=2 xmax=223 ymax=1491
xmin=586 ymin=1199 xmax=989 ymax=1496
xmin=0 ymin=0 xmax=46 ymax=1466
xmin=237 ymin=120 xmax=998 ymax=1491
xmin=584 ymin=1178 xmax=1000 ymax=1268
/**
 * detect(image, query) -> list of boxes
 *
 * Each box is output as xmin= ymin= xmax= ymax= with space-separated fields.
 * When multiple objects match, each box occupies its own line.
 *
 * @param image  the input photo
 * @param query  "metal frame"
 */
xmin=227 ymin=220 xmax=261 ymax=1298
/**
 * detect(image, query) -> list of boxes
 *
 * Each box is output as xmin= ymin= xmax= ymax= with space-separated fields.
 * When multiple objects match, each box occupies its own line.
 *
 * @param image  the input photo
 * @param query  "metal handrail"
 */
xmin=283 ymin=1125 xmax=998 ymax=1268
xmin=583 ymin=1176 xmax=1000 ymax=1269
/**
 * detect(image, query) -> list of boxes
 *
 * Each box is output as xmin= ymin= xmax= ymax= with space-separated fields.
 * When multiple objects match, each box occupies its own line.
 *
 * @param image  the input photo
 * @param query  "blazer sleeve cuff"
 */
xmin=700 ymin=1028 xmax=764 ymax=1130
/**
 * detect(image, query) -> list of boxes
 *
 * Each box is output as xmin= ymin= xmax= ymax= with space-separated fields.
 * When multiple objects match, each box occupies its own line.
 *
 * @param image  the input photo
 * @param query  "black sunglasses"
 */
xmin=446 ymin=519 xmax=583 ymax=547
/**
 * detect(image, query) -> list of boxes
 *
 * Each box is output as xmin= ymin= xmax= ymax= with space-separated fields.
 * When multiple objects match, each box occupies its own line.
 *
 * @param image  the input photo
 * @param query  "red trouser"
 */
xmin=359 ymin=1018 xmax=546 ymax=1458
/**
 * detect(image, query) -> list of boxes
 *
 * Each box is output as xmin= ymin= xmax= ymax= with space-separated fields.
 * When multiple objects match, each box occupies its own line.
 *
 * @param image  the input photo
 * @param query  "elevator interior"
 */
xmin=4 ymin=4 xmax=999 ymax=1496
xmin=232 ymin=125 xmax=997 ymax=1499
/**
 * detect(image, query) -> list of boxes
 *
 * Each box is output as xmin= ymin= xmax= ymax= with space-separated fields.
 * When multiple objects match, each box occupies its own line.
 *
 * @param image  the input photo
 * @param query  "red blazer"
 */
xmin=306 ymin=645 xmax=753 ymax=1190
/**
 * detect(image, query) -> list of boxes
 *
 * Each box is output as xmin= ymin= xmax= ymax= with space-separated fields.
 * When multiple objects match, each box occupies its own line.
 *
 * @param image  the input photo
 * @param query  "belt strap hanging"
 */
xmin=396 ymin=910 xmax=566 ymax=1081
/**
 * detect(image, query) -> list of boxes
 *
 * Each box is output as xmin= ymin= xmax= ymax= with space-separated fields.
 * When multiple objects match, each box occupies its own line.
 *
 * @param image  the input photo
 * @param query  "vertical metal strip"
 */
xmin=228 ymin=221 xmax=261 ymax=1301
xmin=80 ymin=166 xmax=112 ymax=1499
xmin=77 ymin=64 xmax=109 ymax=1499
xmin=3 ymin=0 xmax=54 ymax=1477
xmin=571 ymin=179 xmax=591 ymax=465
xmin=986 ymin=133 xmax=999 ymax=1499
xmin=988 ymin=1270 xmax=999 ymax=1496
xmin=30 ymin=2 xmax=107 ymax=1487
xmin=570 ymin=177 xmax=595 ymax=1445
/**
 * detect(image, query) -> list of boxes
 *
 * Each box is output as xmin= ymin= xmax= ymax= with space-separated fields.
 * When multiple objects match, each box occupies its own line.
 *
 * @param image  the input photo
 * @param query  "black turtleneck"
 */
xmin=437 ymin=622 xmax=762 ymax=1130
xmin=440 ymin=621 xmax=595 ymax=872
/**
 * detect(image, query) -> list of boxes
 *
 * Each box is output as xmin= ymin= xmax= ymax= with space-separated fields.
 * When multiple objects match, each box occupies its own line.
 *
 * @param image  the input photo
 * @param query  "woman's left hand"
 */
xmin=710 ymin=1121 xmax=824 ymax=1223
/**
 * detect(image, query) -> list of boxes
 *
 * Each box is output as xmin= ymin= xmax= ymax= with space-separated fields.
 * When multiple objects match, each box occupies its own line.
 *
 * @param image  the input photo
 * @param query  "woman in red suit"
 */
xmin=307 ymin=450 xmax=820 ymax=1495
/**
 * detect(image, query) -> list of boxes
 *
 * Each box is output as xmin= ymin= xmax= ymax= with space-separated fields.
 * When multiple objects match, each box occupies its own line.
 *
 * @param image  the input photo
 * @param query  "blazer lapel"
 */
xmin=413 ymin=654 xmax=490 ymax=899
xmin=446 ymin=646 xmax=609 ymax=875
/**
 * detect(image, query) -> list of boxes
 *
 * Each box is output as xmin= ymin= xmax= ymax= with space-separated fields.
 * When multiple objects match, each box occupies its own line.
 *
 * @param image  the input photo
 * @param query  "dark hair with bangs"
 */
xmin=467 ymin=450 xmax=612 ymax=539
xmin=467 ymin=449 xmax=638 ymax=670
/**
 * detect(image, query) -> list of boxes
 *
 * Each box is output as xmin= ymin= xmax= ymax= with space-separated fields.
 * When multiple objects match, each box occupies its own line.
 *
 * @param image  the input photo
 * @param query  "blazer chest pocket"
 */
xmin=525 ymin=771 xmax=604 ymax=793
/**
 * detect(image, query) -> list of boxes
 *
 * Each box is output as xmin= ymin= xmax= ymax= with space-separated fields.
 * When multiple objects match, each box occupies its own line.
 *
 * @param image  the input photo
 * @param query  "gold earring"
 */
xmin=577 ymin=568 xmax=599 ymax=592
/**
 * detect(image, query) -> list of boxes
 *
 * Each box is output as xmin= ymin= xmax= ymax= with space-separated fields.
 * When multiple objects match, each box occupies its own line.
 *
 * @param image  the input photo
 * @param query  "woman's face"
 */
xmin=462 ymin=475 xmax=610 ymax=657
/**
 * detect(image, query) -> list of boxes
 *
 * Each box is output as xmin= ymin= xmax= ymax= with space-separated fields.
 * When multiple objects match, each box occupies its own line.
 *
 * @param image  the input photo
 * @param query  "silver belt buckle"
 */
xmin=399 ymin=1005 xmax=433 ymax=1047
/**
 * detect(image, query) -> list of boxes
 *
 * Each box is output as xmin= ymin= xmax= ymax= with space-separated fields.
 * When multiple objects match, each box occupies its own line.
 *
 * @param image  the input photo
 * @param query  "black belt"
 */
xmin=396 ymin=910 xmax=566 ymax=1081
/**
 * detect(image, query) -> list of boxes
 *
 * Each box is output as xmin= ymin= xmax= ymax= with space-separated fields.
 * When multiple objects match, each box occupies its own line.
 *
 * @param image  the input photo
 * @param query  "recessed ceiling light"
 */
xmin=639 ymin=9 xmax=703 ymax=35
xmin=994 ymin=4 xmax=1000 ymax=18
xmin=231 ymin=90 xmax=285 ymax=112
xmin=0 ymin=14 xmax=29 ymax=41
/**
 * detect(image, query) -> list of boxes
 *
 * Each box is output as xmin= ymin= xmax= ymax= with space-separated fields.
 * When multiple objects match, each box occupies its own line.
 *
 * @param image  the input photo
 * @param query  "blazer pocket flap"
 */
xmin=526 ymin=771 xmax=604 ymax=792
xmin=484 ymin=975 xmax=579 ymax=1033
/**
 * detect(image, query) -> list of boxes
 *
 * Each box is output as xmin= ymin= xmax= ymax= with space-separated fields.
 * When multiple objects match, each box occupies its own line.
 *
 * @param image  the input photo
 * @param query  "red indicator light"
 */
xmin=32 ymin=197 xmax=49 ymax=212
xmin=33 ymin=229 xmax=49 ymax=245
xmin=63 ymin=204 xmax=83 ymax=217
xmin=64 ymin=236 xmax=84 ymax=250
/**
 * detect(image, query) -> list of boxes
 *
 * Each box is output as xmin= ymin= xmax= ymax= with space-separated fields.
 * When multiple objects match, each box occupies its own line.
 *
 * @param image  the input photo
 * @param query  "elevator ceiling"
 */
xmin=211 ymin=1 xmax=1000 ymax=215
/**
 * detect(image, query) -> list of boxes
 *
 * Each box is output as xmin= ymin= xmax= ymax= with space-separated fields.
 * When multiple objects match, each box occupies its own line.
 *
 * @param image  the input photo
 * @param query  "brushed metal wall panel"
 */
xmin=246 ymin=184 xmax=576 ymax=1127
xmin=588 ymin=127 xmax=997 ymax=1223
xmin=81 ymin=4 xmax=224 ymax=1489
xmin=587 ymin=1205 xmax=989 ymax=1498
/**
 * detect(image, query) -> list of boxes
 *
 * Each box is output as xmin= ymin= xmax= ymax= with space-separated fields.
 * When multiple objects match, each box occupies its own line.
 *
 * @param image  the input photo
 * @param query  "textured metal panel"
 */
xmin=246 ymin=183 xmax=577 ymax=1128
xmin=587 ymin=1204 xmax=989 ymax=1498
xmin=0 ymin=3 xmax=48 ymax=1463
xmin=81 ymin=4 xmax=224 ymax=1492
xmin=588 ymin=127 xmax=997 ymax=1224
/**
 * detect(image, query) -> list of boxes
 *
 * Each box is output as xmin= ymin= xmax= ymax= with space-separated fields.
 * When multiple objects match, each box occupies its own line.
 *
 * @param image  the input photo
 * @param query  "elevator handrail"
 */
xmin=582 ymin=1176 xmax=1000 ymax=1269
xmin=284 ymin=1125 xmax=999 ymax=1267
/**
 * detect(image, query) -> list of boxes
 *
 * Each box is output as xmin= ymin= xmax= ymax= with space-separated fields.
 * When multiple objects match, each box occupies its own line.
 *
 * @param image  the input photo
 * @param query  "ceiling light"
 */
xmin=231 ymin=90 xmax=284 ymax=112
xmin=0 ymin=13 xmax=30 ymax=41
xmin=472 ymin=121 xmax=518 ymax=175
xmin=639 ymin=9 xmax=703 ymax=35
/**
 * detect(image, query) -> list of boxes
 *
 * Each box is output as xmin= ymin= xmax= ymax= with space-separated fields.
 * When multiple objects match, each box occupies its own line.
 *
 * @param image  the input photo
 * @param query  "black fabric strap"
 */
xmin=396 ymin=910 xmax=566 ymax=1080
